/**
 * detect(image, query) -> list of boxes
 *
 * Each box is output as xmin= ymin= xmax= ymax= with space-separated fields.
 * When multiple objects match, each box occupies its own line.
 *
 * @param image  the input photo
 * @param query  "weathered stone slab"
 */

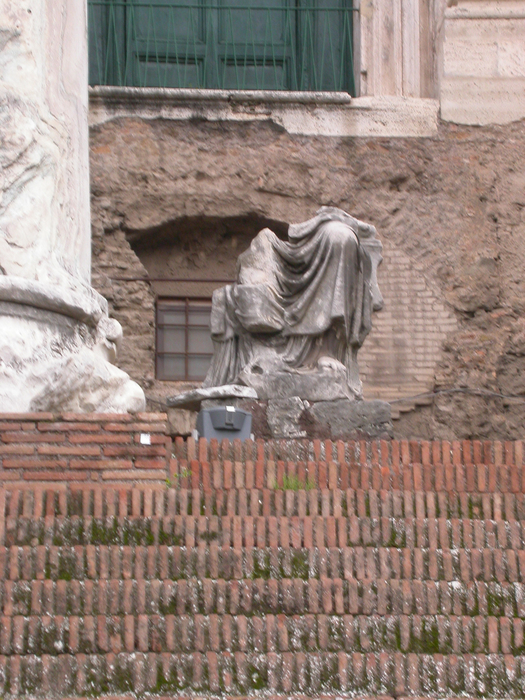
xmin=253 ymin=396 xmax=393 ymax=440
xmin=167 ymin=384 xmax=257 ymax=412
xmin=308 ymin=399 xmax=393 ymax=439
xmin=239 ymin=362 xmax=353 ymax=402
xmin=267 ymin=397 xmax=308 ymax=439
xmin=261 ymin=398 xmax=392 ymax=439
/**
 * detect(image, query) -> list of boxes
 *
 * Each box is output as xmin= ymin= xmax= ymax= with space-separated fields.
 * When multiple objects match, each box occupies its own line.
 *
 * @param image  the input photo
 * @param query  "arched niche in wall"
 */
xmin=127 ymin=213 xmax=288 ymax=300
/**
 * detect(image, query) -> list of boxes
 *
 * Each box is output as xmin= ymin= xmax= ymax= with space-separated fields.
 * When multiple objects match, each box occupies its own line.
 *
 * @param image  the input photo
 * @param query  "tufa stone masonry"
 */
xmin=90 ymin=116 xmax=525 ymax=440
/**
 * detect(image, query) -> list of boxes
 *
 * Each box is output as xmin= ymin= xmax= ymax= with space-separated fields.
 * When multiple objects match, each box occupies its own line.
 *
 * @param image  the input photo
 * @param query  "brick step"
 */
xmin=2 ymin=578 xmax=523 ymax=617
xmin=1 ymin=651 xmax=525 ymax=697
xmin=1 ymin=412 xmax=522 ymax=466
xmin=6 ymin=515 xmax=525 ymax=549
xmin=167 ymin=457 xmax=525 ymax=493
xmin=4 ymin=457 xmax=525 ymax=493
xmin=5 ymin=488 xmax=525 ymax=520
xmin=171 ymin=435 xmax=523 ymax=468
xmin=2 ymin=413 xmax=525 ymax=489
xmin=1 ymin=546 xmax=522 ymax=582
xmin=2 ymin=613 xmax=525 ymax=656
xmin=6 ymin=455 xmax=525 ymax=491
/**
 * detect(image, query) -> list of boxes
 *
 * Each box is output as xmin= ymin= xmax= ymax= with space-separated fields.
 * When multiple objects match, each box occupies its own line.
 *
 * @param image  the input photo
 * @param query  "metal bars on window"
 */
xmin=88 ymin=1 xmax=356 ymax=93
xmin=156 ymin=298 xmax=213 ymax=381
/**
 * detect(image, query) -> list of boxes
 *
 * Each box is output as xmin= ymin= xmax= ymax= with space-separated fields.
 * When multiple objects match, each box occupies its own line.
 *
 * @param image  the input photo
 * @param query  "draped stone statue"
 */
xmin=203 ymin=207 xmax=384 ymax=402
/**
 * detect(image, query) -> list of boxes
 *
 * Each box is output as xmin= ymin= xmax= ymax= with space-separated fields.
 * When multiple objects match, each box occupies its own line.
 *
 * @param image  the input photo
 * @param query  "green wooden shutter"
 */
xmin=126 ymin=0 xmax=294 ymax=90
xmin=215 ymin=0 xmax=295 ymax=90
xmin=88 ymin=1 xmax=127 ymax=85
xmin=88 ymin=0 xmax=355 ymax=93
xmin=297 ymin=0 xmax=354 ymax=92
xmin=128 ymin=0 xmax=208 ymax=87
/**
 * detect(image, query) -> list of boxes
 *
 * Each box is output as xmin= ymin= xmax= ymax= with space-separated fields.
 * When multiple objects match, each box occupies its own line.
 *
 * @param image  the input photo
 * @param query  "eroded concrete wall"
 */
xmin=90 ymin=116 xmax=525 ymax=440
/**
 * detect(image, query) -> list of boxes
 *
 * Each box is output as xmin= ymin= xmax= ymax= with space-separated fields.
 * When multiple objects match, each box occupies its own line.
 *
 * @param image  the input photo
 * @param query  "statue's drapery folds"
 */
xmin=204 ymin=207 xmax=384 ymax=402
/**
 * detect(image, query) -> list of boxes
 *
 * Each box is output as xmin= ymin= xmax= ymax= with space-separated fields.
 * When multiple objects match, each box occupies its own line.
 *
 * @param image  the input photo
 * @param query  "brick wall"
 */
xmin=3 ymin=412 xmax=525 ymax=486
xmin=2 ymin=414 xmax=525 ymax=697
xmin=0 ymin=413 xmax=170 ymax=483
xmin=358 ymin=241 xmax=458 ymax=403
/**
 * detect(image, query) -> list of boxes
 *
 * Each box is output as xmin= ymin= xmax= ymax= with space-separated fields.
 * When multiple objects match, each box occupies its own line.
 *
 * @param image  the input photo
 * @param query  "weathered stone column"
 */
xmin=0 ymin=0 xmax=145 ymax=411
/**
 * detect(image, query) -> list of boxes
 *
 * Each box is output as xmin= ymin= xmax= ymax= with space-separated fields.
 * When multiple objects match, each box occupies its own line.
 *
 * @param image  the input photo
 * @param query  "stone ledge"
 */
xmin=91 ymin=86 xmax=354 ymax=105
xmin=89 ymin=86 xmax=440 ymax=138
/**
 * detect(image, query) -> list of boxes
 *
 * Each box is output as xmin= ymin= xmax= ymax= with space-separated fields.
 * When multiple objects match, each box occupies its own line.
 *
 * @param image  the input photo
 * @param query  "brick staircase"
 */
xmin=2 ymin=413 xmax=525 ymax=697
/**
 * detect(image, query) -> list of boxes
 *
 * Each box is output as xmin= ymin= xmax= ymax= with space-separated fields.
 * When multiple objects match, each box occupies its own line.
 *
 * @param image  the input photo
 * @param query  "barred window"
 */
xmin=156 ymin=298 xmax=213 ymax=380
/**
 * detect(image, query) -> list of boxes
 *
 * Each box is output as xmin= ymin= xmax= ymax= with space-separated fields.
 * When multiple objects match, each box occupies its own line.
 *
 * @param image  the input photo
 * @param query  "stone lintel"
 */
xmin=89 ymin=87 xmax=439 ymax=138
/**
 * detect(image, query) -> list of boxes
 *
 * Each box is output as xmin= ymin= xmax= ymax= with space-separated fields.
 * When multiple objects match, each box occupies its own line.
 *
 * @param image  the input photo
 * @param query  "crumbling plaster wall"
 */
xmin=90 ymin=116 xmax=525 ymax=440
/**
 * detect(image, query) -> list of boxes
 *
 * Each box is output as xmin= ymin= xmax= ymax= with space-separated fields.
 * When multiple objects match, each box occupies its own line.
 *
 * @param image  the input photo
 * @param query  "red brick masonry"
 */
xmin=1 ymin=411 xmax=525 ymax=489
xmin=2 ymin=413 xmax=525 ymax=698
xmin=0 ymin=413 xmax=170 ymax=483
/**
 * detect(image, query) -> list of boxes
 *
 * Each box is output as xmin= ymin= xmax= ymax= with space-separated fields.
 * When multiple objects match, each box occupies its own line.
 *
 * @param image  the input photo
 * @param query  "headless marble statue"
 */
xmin=203 ymin=207 xmax=383 ymax=402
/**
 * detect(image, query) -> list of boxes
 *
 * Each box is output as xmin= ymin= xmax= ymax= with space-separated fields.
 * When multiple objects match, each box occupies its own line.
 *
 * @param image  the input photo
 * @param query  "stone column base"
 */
xmin=0 ymin=277 xmax=145 ymax=412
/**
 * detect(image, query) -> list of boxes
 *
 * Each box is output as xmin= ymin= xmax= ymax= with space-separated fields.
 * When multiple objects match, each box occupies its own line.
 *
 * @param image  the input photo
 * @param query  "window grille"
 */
xmin=88 ymin=0 xmax=355 ymax=93
xmin=156 ymin=298 xmax=214 ymax=380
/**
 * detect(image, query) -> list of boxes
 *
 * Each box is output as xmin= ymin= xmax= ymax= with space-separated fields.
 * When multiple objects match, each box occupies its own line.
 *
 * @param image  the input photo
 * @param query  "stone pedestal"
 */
xmin=0 ymin=0 xmax=144 ymax=411
xmin=194 ymin=396 xmax=392 ymax=440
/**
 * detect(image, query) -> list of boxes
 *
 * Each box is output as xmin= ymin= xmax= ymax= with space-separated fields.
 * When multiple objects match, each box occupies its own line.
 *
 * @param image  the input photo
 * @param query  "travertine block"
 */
xmin=440 ymin=3 xmax=525 ymax=124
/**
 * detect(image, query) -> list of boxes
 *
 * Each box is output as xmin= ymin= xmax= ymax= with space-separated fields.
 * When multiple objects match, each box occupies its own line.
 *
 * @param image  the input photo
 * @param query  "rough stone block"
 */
xmin=267 ymin=398 xmax=307 ymax=439
xmin=306 ymin=399 xmax=393 ymax=440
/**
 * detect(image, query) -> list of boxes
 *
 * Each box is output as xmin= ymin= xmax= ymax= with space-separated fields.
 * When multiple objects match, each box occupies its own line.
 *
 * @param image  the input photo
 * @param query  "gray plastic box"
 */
xmin=196 ymin=406 xmax=252 ymax=441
